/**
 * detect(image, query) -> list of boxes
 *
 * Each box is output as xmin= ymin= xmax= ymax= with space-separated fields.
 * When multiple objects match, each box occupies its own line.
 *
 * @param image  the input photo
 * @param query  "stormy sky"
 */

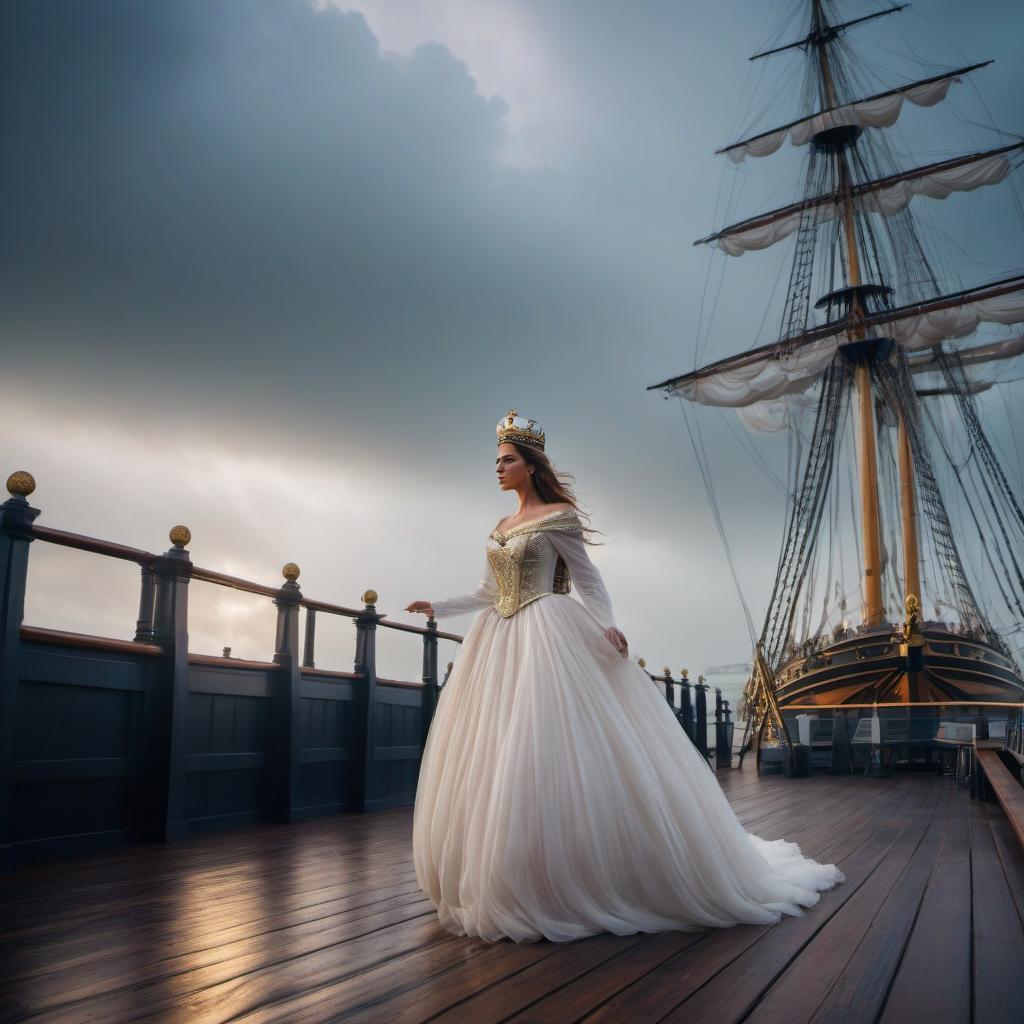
xmin=2 ymin=0 xmax=1022 ymax=680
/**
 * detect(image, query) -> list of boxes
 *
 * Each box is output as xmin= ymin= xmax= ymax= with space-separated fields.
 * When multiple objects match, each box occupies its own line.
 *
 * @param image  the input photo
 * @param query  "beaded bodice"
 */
xmin=486 ymin=511 xmax=579 ymax=618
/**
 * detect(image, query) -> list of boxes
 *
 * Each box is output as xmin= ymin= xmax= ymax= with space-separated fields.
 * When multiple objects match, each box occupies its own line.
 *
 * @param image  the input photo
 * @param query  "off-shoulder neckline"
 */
xmin=491 ymin=507 xmax=578 ymax=538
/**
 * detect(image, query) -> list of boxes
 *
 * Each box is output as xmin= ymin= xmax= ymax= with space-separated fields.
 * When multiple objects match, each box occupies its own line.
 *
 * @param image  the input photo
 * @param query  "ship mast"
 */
xmin=651 ymin=0 xmax=1024 ymax=673
xmin=812 ymin=0 xmax=887 ymax=626
xmin=897 ymin=417 xmax=922 ymax=604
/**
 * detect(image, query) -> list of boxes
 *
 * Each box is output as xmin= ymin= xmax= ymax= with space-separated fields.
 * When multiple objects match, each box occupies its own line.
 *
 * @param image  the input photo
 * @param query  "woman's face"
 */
xmin=496 ymin=443 xmax=534 ymax=491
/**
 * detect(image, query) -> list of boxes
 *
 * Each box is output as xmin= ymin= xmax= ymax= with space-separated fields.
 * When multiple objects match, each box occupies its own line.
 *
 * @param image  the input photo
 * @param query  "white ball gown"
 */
xmin=412 ymin=508 xmax=844 ymax=943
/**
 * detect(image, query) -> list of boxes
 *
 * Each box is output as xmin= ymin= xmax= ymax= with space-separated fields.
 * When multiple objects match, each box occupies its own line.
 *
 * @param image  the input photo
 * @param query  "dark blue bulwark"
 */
xmin=12 ymin=636 xmax=159 ymax=863
xmin=370 ymin=684 xmax=424 ymax=809
xmin=184 ymin=660 xmax=274 ymax=831
xmin=0 ymin=484 xmax=455 ymax=869
xmin=3 ymin=628 xmax=431 ymax=867
xmin=296 ymin=672 xmax=358 ymax=816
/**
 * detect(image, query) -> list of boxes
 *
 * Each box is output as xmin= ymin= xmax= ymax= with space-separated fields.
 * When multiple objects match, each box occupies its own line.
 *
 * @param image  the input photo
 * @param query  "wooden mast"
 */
xmin=813 ymin=0 xmax=886 ymax=626
xmin=897 ymin=417 xmax=922 ymax=605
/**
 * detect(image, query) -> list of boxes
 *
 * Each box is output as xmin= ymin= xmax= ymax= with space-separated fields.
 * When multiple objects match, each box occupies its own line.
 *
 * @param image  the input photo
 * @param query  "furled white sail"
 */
xmin=704 ymin=149 xmax=1015 ymax=256
xmin=738 ymin=393 xmax=819 ymax=433
xmin=895 ymin=291 xmax=1024 ymax=350
xmin=908 ymin=333 xmax=1024 ymax=372
xmin=671 ymin=335 xmax=841 ymax=407
xmin=706 ymin=207 xmax=828 ymax=257
xmin=661 ymin=279 xmax=1024 ymax=408
xmin=721 ymin=68 xmax=984 ymax=164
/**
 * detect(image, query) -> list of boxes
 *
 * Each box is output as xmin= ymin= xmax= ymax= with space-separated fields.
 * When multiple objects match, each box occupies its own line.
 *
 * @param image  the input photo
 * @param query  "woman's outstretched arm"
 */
xmin=406 ymin=557 xmax=498 ymax=619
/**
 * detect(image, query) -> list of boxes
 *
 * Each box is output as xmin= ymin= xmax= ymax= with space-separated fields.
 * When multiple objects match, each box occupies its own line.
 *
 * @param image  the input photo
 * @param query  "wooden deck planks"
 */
xmin=760 ymin=783 xmax=956 ymax=1024
xmin=985 ymin=802 xmax=1024 ymax=929
xmin=1 ymin=770 xmax=1021 ymax=1024
xmin=878 ymin=779 xmax=972 ymax=1024
xmin=656 ymin=779 xmax=943 ymax=1024
xmin=499 ymin=932 xmax=709 ymax=1024
xmin=803 ymin=783 xmax=959 ymax=1024
xmin=569 ymin=782 xmax=932 ymax=1024
xmin=967 ymin=797 xmax=1024 ymax=1022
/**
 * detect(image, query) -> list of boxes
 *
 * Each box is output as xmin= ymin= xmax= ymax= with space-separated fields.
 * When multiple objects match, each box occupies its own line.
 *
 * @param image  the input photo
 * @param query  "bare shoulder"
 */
xmin=494 ymin=503 xmax=576 ymax=533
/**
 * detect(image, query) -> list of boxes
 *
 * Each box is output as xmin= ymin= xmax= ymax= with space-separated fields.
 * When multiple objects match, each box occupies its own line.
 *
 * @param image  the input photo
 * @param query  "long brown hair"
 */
xmin=511 ymin=443 xmax=602 ymax=545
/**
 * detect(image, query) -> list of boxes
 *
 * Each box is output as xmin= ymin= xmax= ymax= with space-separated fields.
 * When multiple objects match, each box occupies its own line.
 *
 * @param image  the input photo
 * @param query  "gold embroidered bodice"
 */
xmin=487 ymin=511 xmax=579 ymax=618
xmin=429 ymin=508 xmax=615 ymax=627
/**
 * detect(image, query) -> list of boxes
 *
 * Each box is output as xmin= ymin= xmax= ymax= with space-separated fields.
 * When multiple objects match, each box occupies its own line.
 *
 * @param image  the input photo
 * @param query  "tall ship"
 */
xmin=649 ymin=0 xmax=1024 ymax=770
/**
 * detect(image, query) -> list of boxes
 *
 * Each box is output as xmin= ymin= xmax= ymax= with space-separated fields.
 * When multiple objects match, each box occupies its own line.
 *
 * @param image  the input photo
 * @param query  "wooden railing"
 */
xmin=973 ymin=749 xmax=1024 ymax=853
xmin=639 ymin=663 xmax=735 ymax=768
xmin=0 ymin=472 xmax=713 ymax=870
xmin=0 ymin=474 xmax=466 ymax=870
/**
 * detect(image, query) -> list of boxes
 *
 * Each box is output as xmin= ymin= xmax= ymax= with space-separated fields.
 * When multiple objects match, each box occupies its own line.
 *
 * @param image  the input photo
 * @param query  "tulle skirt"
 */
xmin=412 ymin=595 xmax=844 ymax=943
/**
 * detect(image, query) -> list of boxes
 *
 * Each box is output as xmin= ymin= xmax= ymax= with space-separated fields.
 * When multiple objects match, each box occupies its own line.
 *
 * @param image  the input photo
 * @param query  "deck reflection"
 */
xmin=2 ymin=770 xmax=1023 ymax=1023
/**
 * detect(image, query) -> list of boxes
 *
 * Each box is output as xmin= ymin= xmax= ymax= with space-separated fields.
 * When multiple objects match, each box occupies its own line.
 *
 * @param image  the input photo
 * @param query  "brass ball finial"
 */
xmin=662 ymin=666 xmax=671 ymax=677
xmin=169 ymin=525 xmax=191 ymax=548
xmin=362 ymin=589 xmax=378 ymax=605
xmin=637 ymin=657 xmax=646 ymax=669
xmin=681 ymin=668 xmax=689 ymax=679
xmin=6 ymin=471 xmax=35 ymax=497
xmin=282 ymin=562 xmax=300 ymax=582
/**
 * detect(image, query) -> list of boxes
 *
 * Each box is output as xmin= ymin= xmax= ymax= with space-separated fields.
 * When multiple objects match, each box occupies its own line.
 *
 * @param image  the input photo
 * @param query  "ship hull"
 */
xmin=758 ymin=627 xmax=1024 ymax=772
xmin=774 ymin=626 xmax=1024 ymax=709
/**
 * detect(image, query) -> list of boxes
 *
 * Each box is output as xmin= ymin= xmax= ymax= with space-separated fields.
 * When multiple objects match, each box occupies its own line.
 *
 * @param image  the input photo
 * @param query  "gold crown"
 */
xmin=496 ymin=409 xmax=545 ymax=452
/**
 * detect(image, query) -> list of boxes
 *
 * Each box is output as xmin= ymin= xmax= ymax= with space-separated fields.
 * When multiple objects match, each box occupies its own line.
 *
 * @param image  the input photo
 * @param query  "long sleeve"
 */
xmin=430 ymin=557 xmax=499 ymax=619
xmin=547 ymin=529 xmax=616 ymax=630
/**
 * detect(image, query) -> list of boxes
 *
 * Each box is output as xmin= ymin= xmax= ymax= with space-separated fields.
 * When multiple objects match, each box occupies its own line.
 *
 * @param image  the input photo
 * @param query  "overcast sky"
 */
xmin=2 ymin=0 xmax=1022 ymax=679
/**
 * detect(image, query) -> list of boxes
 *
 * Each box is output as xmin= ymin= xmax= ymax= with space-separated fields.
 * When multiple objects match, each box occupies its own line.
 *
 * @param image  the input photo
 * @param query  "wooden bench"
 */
xmin=975 ymin=748 xmax=1024 ymax=853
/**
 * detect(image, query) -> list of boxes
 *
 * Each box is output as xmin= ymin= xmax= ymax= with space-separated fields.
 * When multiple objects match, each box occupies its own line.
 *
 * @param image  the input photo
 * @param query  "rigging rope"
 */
xmin=678 ymin=399 xmax=758 ymax=645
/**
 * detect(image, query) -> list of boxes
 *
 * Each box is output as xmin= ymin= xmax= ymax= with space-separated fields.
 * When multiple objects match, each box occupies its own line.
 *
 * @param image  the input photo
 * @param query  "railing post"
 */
xmin=0 ymin=472 xmax=41 ymax=871
xmin=134 ymin=565 xmax=157 ymax=642
xmin=142 ymin=526 xmax=192 ymax=842
xmin=723 ymin=700 xmax=735 ymax=767
xmin=680 ymin=669 xmax=694 ymax=743
xmin=350 ymin=589 xmax=381 ymax=812
xmin=302 ymin=607 xmax=316 ymax=669
xmin=661 ymin=667 xmax=675 ymax=711
xmin=694 ymin=674 xmax=710 ymax=762
xmin=273 ymin=563 xmax=302 ymax=822
xmin=420 ymin=618 xmax=439 ymax=753
xmin=715 ymin=688 xmax=731 ymax=769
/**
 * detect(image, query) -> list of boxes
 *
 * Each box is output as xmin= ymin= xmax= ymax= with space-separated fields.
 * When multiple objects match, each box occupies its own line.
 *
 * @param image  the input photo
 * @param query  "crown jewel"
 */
xmin=496 ymin=409 xmax=545 ymax=452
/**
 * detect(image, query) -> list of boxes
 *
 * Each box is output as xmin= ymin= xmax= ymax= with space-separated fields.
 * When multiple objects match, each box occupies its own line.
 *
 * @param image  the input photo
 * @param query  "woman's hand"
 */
xmin=405 ymin=600 xmax=436 ymax=617
xmin=605 ymin=626 xmax=628 ymax=658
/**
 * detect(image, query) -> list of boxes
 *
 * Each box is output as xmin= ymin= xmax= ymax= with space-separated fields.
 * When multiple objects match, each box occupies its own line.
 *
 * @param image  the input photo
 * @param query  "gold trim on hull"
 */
xmin=782 ymin=700 xmax=1024 ymax=710
xmin=771 ymin=626 xmax=1023 ymax=710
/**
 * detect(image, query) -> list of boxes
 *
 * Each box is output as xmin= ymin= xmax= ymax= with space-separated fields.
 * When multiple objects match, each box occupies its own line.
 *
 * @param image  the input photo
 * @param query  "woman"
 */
xmin=405 ymin=410 xmax=843 ymax=943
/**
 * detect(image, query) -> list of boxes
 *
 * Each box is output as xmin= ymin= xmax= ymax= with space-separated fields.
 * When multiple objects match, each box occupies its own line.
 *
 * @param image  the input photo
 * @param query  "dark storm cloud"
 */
xmin=1 ymin=0 xmax=641 ymax=451
xmin=0 ymin=0 xmax=774 ymax=524
xmin=4 ymin=3 xmax=501 ymax=340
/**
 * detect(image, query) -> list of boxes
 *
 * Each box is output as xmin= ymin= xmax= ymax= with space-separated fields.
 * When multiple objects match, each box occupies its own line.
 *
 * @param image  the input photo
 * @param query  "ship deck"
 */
xmin=3 ymin=769 xmax=1024 ymax=1024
